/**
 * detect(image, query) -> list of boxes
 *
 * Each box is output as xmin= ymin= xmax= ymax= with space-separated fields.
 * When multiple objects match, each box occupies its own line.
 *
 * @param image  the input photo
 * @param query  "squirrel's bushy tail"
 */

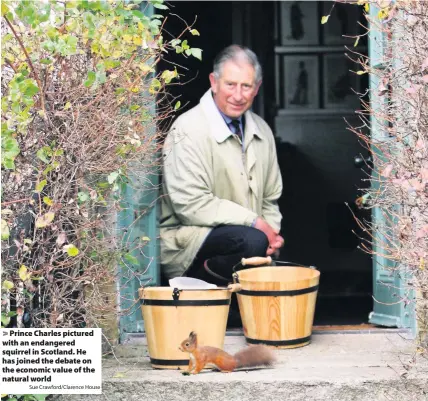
xmin=233 ymin=345 xmax=276 ymax=369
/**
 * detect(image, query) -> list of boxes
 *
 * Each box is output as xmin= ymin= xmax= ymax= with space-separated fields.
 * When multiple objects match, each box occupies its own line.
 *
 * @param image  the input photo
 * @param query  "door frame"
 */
xmin=367 ymin=2 xmax=415 ymax=331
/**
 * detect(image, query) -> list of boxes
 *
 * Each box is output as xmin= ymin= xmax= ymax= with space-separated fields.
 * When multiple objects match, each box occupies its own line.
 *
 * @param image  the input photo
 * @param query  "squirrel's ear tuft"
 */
xmin=189 ymin=331 xmax=197 ymax=342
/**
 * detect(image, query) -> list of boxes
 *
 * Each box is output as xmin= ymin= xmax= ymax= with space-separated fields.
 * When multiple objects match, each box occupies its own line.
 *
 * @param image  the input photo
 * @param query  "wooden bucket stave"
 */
xmin=139 ymin=287 xmax=231 ymax=369
xmin=234 ymin=260 xmax=320 ymax=349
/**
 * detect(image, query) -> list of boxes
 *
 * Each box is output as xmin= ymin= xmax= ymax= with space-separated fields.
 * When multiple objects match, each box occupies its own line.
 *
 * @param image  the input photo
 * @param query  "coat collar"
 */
xmin=200 ymin=89 xmax=264 ymax=144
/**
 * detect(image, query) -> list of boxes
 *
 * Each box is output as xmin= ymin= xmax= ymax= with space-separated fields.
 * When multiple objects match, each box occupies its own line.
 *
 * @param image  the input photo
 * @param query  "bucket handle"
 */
xmin=239 ymin=256 xmax=317 ymax=270
xmin=232 ymin=257 xmax=273 ymax=283
xmin=232 ymin=256 xmax=272 ymax=275
xmin=241 ymin=256 xmax=272 ymax=266
xmin=274 ymin=260 xmax=318 ymax=270
xmin=232 ymin=256 xmax=318 ymax=283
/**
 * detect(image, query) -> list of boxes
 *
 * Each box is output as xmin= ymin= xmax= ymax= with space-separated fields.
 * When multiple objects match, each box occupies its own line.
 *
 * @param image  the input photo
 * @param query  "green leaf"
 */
xmin=32 ymin=395 xmax=49 ymax=401
xmin=43 ymin=196 xmax=53 ymax=206
xmin=132 ymin=10 xmax=145 ymax=19
xmin=78 ymin=192 xmax=89 ymax=202
xmin=2 ymin=136 xmax=20 ymax=160
xmin=53 ymin=149 xmax=64 ymax=157
xmin=35 ymin=212 xmax=55 ymax=228
xmin=1 ymin=2 xmax=10 ymax=16
xmin=107 ymin=171 xmax=119 ymax=184
xmin=40 ymin=58 xmax=53 ymax=65
xmin=2 ymin=33 xmax=12 ymax=43
xmin=190 ymin=29 xmax=200 ymax=36
xmin=3 ymin=159 xmax=15 ymax=169
xmin=64 ymin=244 xmax=79 ymax=257
xmin=35 ymin=179 xmax=47 ymax=193
xmin=37 ymin=147 xmax=51 ymax=163
xmin=190 ymin=48 xmax=202 ymax=61
xmin=149 ymin=78 xmax=162 ymax=94
xmin=1 ymin=219 xmax=10 ymax=240
xmin=24 ymin=81 xmax=40 ymax=96
xmin=321 ymin=15 xmax=330 ymax=24
xmin=161 ymin=69 xmax=177 ymax=84
xmin=150 ymin=19 xmax=162 ymax=27
xmin=354 ymin=36 xmax=360 ymax=47
xmin=84 ymin=71 xmax=96 ymax=87
xmin=174 ymin=101 xmax=181 ymax=110
xmin=2 ymin=280 xmax=14 ymax=290
xmin=152 ymin=3 xmax=168 ymax=10
xmin=141 ymin=236 xmax=150 ymax=241
xmin=18 ymin=265 xmax=30 ymax=281
xmin=1 ymin=313 xmax=11 ymax=327
xmin=170 ymin=39 xmax=181 ymax=47
xmin=356 ymin=70 xmax=367 ymax=75
xmin=378 ymin=8 xmax=388 ymax=20
xmin=65 ymin=35 xmax=78 ymax=54
xmin=124 ymin=253 xmax=139 ymax=265
xmin=43 ymin=161 xmax=59 ymax=176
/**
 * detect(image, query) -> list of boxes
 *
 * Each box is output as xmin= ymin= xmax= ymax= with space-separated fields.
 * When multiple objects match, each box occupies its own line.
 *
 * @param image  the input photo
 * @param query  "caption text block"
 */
xmin=1 ymin=328 xmax=102 ymax=394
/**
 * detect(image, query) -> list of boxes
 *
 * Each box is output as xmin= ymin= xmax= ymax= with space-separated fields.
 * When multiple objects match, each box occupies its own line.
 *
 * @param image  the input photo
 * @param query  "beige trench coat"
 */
xmin=160 ymin=89 xmax=283 ymax=279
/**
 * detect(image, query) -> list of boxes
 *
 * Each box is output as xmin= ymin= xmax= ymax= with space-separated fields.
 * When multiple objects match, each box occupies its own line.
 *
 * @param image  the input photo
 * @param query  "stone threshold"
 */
xmin=53 ymin=331 xmax=428 ymax=401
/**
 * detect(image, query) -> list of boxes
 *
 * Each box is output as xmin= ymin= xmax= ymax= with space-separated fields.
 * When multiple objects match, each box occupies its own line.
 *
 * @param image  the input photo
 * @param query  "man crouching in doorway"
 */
xmin=160 ymin=45 xmax=284 ymax=324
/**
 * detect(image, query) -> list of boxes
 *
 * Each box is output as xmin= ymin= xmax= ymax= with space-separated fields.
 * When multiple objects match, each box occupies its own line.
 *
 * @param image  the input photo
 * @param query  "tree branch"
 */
xmin=4 ymin=15 xmax=47 ymax=118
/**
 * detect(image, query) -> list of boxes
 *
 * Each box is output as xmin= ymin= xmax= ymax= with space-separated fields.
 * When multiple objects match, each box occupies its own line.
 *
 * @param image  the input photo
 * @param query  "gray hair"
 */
xmin=213 ymin=45 xmax=263 ymax=84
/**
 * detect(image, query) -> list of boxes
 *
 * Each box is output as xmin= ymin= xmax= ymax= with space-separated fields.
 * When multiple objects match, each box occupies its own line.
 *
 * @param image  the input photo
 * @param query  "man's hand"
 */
xmin=267 ymin=234 xmax=284 ymax=257
xmin=254 ymin=217 xmax=284 ymax=256
xmin=254 ymin=217 xmax=277 ymax=245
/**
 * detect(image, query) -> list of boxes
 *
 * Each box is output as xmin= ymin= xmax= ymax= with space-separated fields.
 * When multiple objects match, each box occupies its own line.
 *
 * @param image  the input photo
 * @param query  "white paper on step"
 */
xmin=169 ymin=277 xmax=218 ymax=290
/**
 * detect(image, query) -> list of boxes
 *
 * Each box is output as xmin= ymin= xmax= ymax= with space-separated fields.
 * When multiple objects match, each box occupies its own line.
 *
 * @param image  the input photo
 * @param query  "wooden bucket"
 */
xmin=233 ymin=257 xmax=320 ymax=349
xmin=139 ymin=287 xmax=231 ymax=369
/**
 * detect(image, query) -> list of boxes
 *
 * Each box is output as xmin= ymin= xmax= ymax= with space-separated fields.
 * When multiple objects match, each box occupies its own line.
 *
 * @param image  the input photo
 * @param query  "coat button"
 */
xmin=249 ymin=176 xmax=253 ymax=180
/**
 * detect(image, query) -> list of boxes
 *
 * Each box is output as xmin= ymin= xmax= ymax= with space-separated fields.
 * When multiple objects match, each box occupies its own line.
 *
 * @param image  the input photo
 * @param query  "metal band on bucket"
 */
xmin=237 ymin=284 xmax=319 ymax=297
xmin=245 ymin=335 xmax=311 ymax=347
xmin=140 ymin=299 xmax=230 ymax=306
xmin=150 ymin=357 xmax=189 ymax=366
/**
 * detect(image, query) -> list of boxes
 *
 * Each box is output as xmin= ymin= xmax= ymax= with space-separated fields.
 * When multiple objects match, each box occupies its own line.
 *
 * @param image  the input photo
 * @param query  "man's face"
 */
xmin=209 ymin=60 xmax=261 ymax=119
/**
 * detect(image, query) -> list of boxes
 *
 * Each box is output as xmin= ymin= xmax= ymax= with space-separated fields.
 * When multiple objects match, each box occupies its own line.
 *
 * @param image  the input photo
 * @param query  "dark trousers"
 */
xmin=186 ymin=225 xmax=269 ymax=285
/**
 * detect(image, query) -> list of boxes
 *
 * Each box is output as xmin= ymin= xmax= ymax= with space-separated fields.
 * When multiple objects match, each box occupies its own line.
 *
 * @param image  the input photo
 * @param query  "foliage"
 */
xmin=1 ymin=395 xmax=49 ymax=401
xmin=1 ymin=0 xmax=200 ymax=340
xmin=325 ymin=0 xmax=428 ymax=361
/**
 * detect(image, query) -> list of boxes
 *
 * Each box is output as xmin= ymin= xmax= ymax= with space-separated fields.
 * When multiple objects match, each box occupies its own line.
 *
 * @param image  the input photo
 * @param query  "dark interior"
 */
xmin=159 ymin=1 xmax=373 ymax=327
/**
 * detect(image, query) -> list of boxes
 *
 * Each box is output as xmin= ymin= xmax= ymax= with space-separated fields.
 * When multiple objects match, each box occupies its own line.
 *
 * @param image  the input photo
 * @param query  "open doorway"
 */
xmin=160 ymin=1 xmax=372 ymax=327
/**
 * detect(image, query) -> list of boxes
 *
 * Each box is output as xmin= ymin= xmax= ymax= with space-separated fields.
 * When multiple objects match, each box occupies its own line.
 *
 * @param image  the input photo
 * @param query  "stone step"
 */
xmin=53 ymin=331 xmax=428 ymax=401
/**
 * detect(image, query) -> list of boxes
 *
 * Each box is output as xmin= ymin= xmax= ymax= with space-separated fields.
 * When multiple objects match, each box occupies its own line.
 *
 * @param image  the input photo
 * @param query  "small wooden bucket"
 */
xmin=233 ymin=257 xmax=320 ymax=349
xmin=139 ymin=287 xmax=231 ymax=369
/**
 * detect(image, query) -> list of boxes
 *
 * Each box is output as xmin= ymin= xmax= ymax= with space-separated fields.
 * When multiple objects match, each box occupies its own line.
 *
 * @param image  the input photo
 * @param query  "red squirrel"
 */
xmin=179 ymin=331 xmax=276 ymax=374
